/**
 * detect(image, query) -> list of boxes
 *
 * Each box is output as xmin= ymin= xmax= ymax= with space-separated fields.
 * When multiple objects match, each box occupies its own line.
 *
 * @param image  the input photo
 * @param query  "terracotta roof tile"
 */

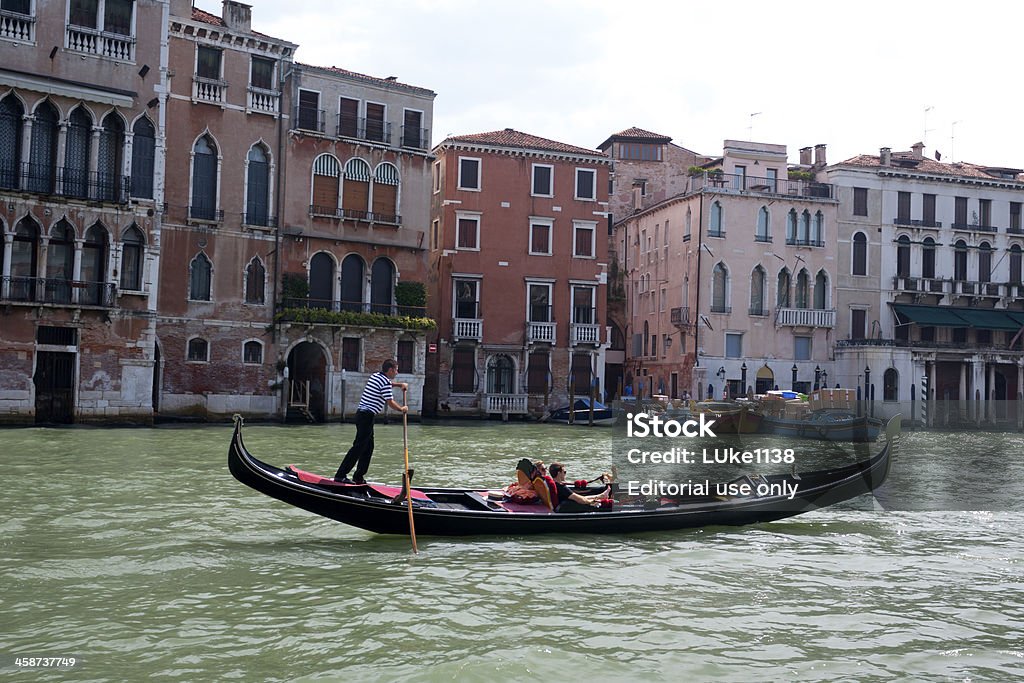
xmin=443 ymin=129 xmax=606 ymax=158
xmin=598 ymin=126 xmax=672 ymax=150
xmin=191 ymin=7 xmax=224 ymax=27
xmin=837 ymin=152 xmax=1024 ymax=182
xmin=296 ymin=63 xmax=434 ymax=96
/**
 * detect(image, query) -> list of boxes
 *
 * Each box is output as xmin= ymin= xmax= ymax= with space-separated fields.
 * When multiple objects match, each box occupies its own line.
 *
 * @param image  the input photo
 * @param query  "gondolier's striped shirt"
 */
xmin=357 ymin=372 xmax=394 ymax=414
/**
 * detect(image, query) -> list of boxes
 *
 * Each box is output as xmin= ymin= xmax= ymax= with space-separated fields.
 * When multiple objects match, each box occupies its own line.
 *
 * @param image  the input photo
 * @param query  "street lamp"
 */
xmin=814 ymin=365 xmax=821 ymax=391
xmin=741 ymin=362 xmax=748 ymax=396
xmin=791 ymin=364 xmax=798 ymax=391
xmin=822 ymin=368 xmax=828 ymax=388
xmin=865 ymin=365 xmax=872 ymax=416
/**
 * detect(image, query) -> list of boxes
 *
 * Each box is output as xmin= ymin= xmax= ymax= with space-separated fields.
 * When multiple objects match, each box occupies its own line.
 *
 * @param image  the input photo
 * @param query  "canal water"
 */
xmin=1 ymin=421 xmax=1021 ymax=681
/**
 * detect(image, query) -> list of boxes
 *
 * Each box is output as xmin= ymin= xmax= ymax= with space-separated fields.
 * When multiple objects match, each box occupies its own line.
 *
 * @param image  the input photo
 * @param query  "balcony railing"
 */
xmin=1 ymin=276 xmax=116 ymax=307
xmin=749 ymin=306 xmax=769 ymax=316
xmin=893 ymin=275 xmax=919 ymax=291
xmin=193 ymin=76 xmax=228 ymax=104
xmin=401 ymin=125 xmax=430 ymax=150
xmin=785 ymin=237 xmax=825 ymax=247
xmin=894 ymin=217 xmax=942 ymax=228
xmin=689 ymin=172 xmax=834 ymax=199
xmin=247 ymin=86 xmax=280 ymax=114
xmin=66 ymin=24 xmax=134 ymax=61
xmin=0 ymin=162 xmax=129 ymax=203
xmin=336 ymin=114 xmax=391 ymax=144
xmin=295 ymin=106 xmax=326 ymax=133
xmin=1 ymin=9 xmax=34 ymax=41
xmin=243 ymin=212 xmax=276 ymax=228
xmin=188 ymin=206 xmax=223 ymax=222
xmin=527 ymin=321 xmax=556 ymax=343
xmin=485 ymin=393 xmax=529 ymax=415
xmin=670 ymin=306 xmax=690 ymax=327
xmin=453 ymin=318 xmax=483 ymax=341
xmin=710 ymin=304 xmax=731 ymax=314
xmin=280 ymin=297 xmax=426 ymax=318
xmin=776 ymin=307 xmax=836 ymax=328
xmin=571 ymin=322 xmax=600 ymax=345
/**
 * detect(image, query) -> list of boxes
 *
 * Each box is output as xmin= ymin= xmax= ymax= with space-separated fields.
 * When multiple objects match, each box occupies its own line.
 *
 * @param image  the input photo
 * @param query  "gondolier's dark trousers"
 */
xmin=335 ymin=409 xmax=376 ymax=480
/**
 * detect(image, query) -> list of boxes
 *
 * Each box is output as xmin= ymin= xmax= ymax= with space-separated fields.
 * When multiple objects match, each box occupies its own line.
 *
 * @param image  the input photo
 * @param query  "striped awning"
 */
xmin=891 ymin=303 xmax=1024 ymax=330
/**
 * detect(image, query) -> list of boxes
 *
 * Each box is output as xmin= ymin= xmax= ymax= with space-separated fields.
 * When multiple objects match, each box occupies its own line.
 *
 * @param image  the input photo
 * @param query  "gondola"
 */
xmin=228 ymin=414 xmax=900 ymax=536
xmin=545 ymin=398 xmax=617 ymax=426
xmin=760 ymin=412 xmax=883 ymax=442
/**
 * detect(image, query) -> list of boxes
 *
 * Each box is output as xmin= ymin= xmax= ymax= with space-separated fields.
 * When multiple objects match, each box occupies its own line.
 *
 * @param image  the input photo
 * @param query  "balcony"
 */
xmin=776 ymin=307 xmax=835 ymax=328
xmin=247 ymin=86 xmax=280 ymax=115
xmin=894 ymin=217 xmax=942 ymax=228
xmin=785 ymin=237 xmax=825 ymax=247
xmin=1 ymin=276 xmax=116 ymax=307
xmin=952 ymin=280 xmax=1001 ymax=298
xmin=527 ymin=321 xmax=556 ymax=344
xmin=280 ymin=298 xmax=426 ymax=318
xmin=893 ymin=275 xmax=919 ymax=292
xmin=1 ymin=162 xmax=129 ymax=203
xmin=66 ymin=24 xmax=134 ymax=61
xmin=243 ymin=212 xmax=276 ymax=229
xmin=689 ymin=172 xmax=834 ymax=200
xmin=453 ymin=318 xmax=483 ymax=341
xmin=295 ymin=106 xmax=326 ymax=134
xmin=952 ymin=222 xmax=998 ymax=233
xmin=571 ymin=322 xmax=600 ymax=345
xmin=485 ymin=393 xmax=529 ymax=415
xmin=336 ymin=114 xmax=391 ymax=144
xmin=1 ymin=9 xmax=34 ymax=41
xmin=193 ymin=76 xmax=227 ymax=104
xmin=670 ymin=306 xmax=690 ymax=327
xmin=401 ymin=125 xmax=430 ymax=150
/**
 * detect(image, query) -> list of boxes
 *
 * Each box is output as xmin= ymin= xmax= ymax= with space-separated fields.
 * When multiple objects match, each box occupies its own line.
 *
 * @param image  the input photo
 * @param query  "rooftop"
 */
xmin=441 ymin=128 xmax=606 ymax=158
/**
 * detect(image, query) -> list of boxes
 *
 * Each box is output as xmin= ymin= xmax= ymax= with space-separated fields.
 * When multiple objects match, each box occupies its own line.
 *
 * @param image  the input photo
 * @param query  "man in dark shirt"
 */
xmin=548 ymin=462 xmax=610 ymax=511
xmin=334 ymin=359 xmax=408 ymax=484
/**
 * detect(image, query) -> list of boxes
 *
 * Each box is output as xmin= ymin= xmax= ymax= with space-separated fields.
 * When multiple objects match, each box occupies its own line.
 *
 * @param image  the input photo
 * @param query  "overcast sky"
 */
xmin=215 ymin=0 xmax=1024 ymax=168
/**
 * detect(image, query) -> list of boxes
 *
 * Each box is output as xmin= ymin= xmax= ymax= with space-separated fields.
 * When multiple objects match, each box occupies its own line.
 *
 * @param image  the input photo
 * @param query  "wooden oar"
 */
xmin=402 ymin=386 xmax=418 ymax=554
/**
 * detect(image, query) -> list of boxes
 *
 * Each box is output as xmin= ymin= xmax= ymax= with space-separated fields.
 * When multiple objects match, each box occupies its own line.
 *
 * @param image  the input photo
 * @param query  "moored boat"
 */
xmin=758 ymin=388 xmax=881 ymax=441
xmin=546 ymin=398 xmax=617 ymax=426
xmin=688 ymin=399 xmax=763 ymax=434
xmin=227 ymin=414 xmax=900 ymax=536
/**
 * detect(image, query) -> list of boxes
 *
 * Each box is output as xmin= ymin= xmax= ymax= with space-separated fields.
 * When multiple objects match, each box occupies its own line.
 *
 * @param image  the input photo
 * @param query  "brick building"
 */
xmin=427 ymin=129 xmax=611 ymax=417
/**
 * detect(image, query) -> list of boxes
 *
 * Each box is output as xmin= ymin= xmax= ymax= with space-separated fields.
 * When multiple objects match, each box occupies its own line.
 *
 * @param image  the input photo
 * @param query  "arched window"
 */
xmin=64 ymin=107 xmax=92 ymax=198
xmin=243 ymin=340 xmax=263 ymax=365
xmin=311 ymin=153 xmax=340 ymax=215
xmin=486 ymin=354 xmax=515 ymax=394
xmin=755 ymin=207 xmax=770 ymax=241
xmin=340 ymin=253 xmax=364 ymax=312
xmin=799 ymin=210 xmax=810 ymax=243
xmin=0 ymin=95 xmax=24 ymax=189
xmin=883 ymin=368 xmax=899 ymax=402
xmin=343 ymin=158 xmax=371 ymax=218
xmin=1011 ymin=245 xmax=1022 ymax=285
xmin=896 ymin=235 xmax=911 ymax=277
xmin=82 ymin=223 xmax=108 ymax=305
xmin=29 ymin=101 xmax=58 ymax=194
xmin=795 ymin=269 xmax=809 ymax=309
xmin=370 ymin=258 xmax=395 ymax=314
xmin=777 ymin=268 xmax=790 ymax=308
xmin=47 ymin=220 xmax=75 ymax=303
xmin=191 ymin=135 xmax=218 ymax=220
xmin=814 ymin=270 xmax=828 ymax=310
xmin=308 ymin=252 xmax=334 ymax=308
xmin=97 ymin=112 xmax=125 ymax=202
xmin=245 ymin=144 xmax=270 ymax=226
xmin=131 ymin=117 xmax=156 ymax=199
xmin=922 ymin=237 xmax=936 ymax=279
xmin=189 ymin=252 xmax=212 ymax=301
xmin=711 ymin=262 xmax=728 ymax=312
xmin=709 ymin=201 xmax=723 ymax=235
xmin=954 ymin=239 xmax=968 ymax=281
xmin=685 ymin=207 xmax=692 ymax=238
xmin=852 ymin=232 xmax=867 ymax=275
xmin=187 ymin=337 xmax=209 ymax=362
xmin=750 ymin=265 xmax=766 ymax=314
xmin=373 ymin=163 xmax=399 ymax=223
xmin=244 ymin=256 xmax=265 ymax=305
xmin=978 ymin=241 xmax=992 ymax=283
xmin=120 ymin=225 xmax=145 ymax=291
xmin=812 ymin=211 xmax=824 ymax=244
xmin=787 ymin=209 xmax=798 ymax=242
xmin=11 ymin=217 xmax=39 ymax=301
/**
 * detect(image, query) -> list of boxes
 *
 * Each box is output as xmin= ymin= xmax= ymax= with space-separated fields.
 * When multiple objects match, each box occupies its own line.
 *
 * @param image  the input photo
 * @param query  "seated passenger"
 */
xmin=548 ymin=462 xmax=611 ymax=512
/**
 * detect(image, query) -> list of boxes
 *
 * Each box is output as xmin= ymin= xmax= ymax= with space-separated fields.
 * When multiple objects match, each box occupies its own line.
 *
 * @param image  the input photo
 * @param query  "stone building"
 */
xmin=0 ymin=0 xmax=168 ymax=423
xmin=427 ymin=129 xmax=611 ymax=417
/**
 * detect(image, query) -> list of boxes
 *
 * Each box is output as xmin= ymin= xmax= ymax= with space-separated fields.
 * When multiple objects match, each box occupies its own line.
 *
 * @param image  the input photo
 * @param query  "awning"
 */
xmin=891 ymin=304 xmax=1024 ymax=330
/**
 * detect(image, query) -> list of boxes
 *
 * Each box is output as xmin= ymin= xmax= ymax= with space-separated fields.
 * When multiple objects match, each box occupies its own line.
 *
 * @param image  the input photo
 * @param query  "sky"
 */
xmin=210 ymin=0 xmax=1024 ymax=168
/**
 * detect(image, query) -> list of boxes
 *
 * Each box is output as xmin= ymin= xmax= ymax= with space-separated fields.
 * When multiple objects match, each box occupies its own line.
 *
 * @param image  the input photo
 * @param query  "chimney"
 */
xmin=814 ymin=144 xmax=827 ymax=167
xmin=169 ymin=0 xmax=192 ymax=18
xmin=880 ymin=147 xmax=891 ymax=166
xmin=222 ymin=0 xmax=252 ymax=32
xmin=799 ymin=147 xmax=812 ymax=165
xmin=911 ymin=141 xmax=925 ymax=159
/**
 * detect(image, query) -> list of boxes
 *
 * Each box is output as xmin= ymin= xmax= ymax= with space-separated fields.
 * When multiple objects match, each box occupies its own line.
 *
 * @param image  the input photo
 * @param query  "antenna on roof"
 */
xmin=748 ymin=112 xmax=762 ymax=141
xmin=923 ymin=105 xmax=934 ymax=148
xmin=951 ymin=120 xmax=962 ymax=163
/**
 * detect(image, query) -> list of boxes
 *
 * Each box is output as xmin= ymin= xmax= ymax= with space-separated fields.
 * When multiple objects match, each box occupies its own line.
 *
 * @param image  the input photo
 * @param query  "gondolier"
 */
xmin=334 ymin=359 xmax=408 ymax=484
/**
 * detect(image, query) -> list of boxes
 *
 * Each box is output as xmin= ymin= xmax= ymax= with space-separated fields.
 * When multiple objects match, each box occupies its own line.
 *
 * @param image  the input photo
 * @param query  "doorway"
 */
xmin=35 ymin=351 xmax=75 ymax=424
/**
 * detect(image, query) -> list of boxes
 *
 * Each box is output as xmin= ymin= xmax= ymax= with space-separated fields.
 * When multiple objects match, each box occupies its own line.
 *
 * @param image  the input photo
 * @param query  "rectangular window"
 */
xmin=458 ymin=157 xmax=480 ymax=190
xmin=923 ymin=193 xmax=936 ymax=225
xmin=920 ymin=326 xmax=935 ymax=342
xmin=572 ymin=353 xmax=592 ymax=395
xmin=573 ymin=221 xmax=596 ymax=258
xmin=187 ymin=338 xmax=208 ymax=362
xmin=572 ymin=286 xmax=595 ymax=324
xmin=342 ymin=338 xmax=360 ymax=371
xmin=527 ymin=351 xmax=549 ymax=394
xmin=952 ymin=327 xmax=967 ymax=344
xmin=897 ymin=191 xmax=911 ymax=222
xmin=979 ymin=199 xmax=992 ymax=227
xmin=1012 ymin=202 xmax=1022 ymax=231
xmin=794 ymin=335 xmax=811 ymax=360
xmin=456 ymin=214 xmax=480 ymax=250
xmin=365 ymin=102 xmax=386 ymax=142
xmin=69 ymin=0 xmax=97 ymax=28
xmin=454 ymin=280 xmax=479 ymax=319
xmin=529 ymin=218 xmax=552 ymax=255
xmin=297 ymin=90 xmax=320 ymax=132
xmin=851 ymin=309 xmax=866 ymax=340
xmin=430 ymin=219 xmax=439 ymax=250
xmin=528 ymin=283 xmax=551 ymax=322
xmin=197 ymin=46 xmax=222 ymax=80
xmin=338 ymin=97 xmax=359 ymax=138
xmin=432 ymin=160 xmax=441 ymax=194
xmin=397 ymin=339 xmax=415 ymax=373
xmin=532 ymin=164 xmax=553 ymax=196
xmin=243 ymin=341 xmax=262 ymax=365
xmin=575 ymin=168 xmax=597 ymax=200
xmin=402 ymin=109 xmax=424 ymax=148
xmin=103 ymin=0 xmax=132 ymax=35
xmin=725 ymin=333 xmax=742 ymax=359
xmin=3 ymin=0 xmax=31 ymax=14
xmin=853 ymin=187 xmax=868 ymax=216
xmin=955 ymin=196 xmax=968 ymax=226
xmin=451 ymin=347 xmax=476 ymax=393
xmin=734 ymin=165 xmax=746 ymax=190
xmin=250 ymin=57 xmax=274 ymax=90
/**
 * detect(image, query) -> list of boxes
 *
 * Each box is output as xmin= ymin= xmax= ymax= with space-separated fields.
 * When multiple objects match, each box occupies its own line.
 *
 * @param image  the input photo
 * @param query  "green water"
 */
xmin=1 ymin=422 xmax=1021 ymax=681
